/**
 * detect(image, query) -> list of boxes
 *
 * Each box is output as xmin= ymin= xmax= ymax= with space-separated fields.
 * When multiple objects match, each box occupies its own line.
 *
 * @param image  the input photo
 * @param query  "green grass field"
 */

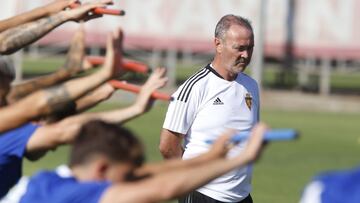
xmin=20 ymin=56 xmax=360 ymax=202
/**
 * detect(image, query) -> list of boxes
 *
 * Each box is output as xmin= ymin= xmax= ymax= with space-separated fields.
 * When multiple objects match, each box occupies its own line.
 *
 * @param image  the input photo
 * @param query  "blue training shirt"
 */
xmin=20 ymin=170 xmax=110 ymax=203
xmin=0 ymin=123 xmax=39 ymax=198
xmin=300 ymin=166 xmax=360 ymax=203
xmin=317 ymin=166 xmax=360 ymax=203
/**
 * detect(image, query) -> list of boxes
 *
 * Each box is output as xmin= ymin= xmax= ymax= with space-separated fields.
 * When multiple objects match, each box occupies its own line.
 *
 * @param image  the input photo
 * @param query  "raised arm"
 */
xmin=75 ymin=83 xmax=115 ymax=113
xmin=0 ymin=0 xmax=112 ymax=55
xmin=100 ymin=123 xmax=267 ymax=203
xmin=7 ymin=24 xmax=87 ymax=103
xmin=0 ymin=0 xmax=77 ymax=33
xmin=25 ymin=68 xmax=167 ymax=159
xmin=0 ymin=28 xmax=120 ymax=133
xmin=90 ymin=68 xmax=168 ymax=123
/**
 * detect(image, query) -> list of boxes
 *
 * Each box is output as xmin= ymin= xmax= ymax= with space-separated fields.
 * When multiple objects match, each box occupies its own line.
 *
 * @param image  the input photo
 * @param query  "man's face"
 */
xmin=216 ymin=25 xmax=254 ymax=74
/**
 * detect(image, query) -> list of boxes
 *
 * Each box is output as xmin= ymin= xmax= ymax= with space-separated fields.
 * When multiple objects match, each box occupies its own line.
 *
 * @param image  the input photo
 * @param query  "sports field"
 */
xmin=21 ymin=56 xmax=360 ymax=203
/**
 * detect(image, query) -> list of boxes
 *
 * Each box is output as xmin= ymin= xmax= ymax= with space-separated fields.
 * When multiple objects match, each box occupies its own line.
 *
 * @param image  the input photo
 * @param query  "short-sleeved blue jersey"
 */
xmin=317 ymin=166 xmax=360 ymax=203
xmin=0 ymin=123 xmax=39 ymax=198
xmin=20 ymin=170 xmax=110 ymax=203
xmin=300 ymin=166 xmax=360 ymax=203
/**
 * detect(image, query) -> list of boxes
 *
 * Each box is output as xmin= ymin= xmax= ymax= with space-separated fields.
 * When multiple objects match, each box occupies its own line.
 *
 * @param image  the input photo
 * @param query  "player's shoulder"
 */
xmin=173 ymin=64 xmax=212 ymax=102
xmin=29 ymin=170 xmax=61 ymax=183
xmin=308 ymin=166 xmax=360 ymax=202
xmin=0 ymin=123 xmax=37 ymax=136
xmin=238 ymin=73 xmax=258 ymax=86
xmin=237 ymin=72 xmax=259 ymax=93
xmin=0 ymin=123 xmax=40 ymax=156
xmin=316 ymin=166 xmax=360 ymax=185
xmin=180 ymin=64 xmax=212 ymax=88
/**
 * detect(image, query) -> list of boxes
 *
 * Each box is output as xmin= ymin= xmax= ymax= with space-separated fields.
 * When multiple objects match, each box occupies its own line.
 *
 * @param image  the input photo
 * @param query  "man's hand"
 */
xmin=43 ymin=0 xmax=79 ymax=16
xmin=207 ymin=130 xmax=235 ymax=159
xmin=100 ymin=28 xmax=124 ymax=79
xmin=236 ymin=123 xmax=268 ymax=163
xmin=113 ymin=27 xmax=125 ymax=76
xmin=65 ymin=0 xmax=113 ymax=22
xmin=134 ymin=68 xmax=168 ymax=113
xmin=63 ymin=23 xmax=85 ymax=72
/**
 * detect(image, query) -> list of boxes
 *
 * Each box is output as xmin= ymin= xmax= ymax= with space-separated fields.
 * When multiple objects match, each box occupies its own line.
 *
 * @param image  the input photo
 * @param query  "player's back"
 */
xmin=20 ymin=170 xmax=110 ymax=203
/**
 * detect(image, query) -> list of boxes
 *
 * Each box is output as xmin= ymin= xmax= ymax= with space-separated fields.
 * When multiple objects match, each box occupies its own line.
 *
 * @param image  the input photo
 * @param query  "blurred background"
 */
xmin=1 ymin=0 xmax=360 ymax=202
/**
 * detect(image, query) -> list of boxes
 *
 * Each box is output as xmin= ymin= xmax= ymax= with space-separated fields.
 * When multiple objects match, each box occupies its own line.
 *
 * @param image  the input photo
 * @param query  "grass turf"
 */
xmin=23 ymin=102 xmax=360 ymax=203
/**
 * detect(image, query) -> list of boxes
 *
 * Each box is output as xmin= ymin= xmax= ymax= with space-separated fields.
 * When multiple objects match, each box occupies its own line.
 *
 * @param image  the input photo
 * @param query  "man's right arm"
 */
xmin=159 ymin=77 xmax=200 ymax=160
xmin=159 ymin=129 xmax=184 ymax=159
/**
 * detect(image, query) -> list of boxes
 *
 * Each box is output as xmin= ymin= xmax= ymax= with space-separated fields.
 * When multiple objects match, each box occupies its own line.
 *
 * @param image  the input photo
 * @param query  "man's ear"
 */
xmin=95 ymin=158 xmax=109 ymax=180
xmin=214 ymin=38 xmax=222 ymax=53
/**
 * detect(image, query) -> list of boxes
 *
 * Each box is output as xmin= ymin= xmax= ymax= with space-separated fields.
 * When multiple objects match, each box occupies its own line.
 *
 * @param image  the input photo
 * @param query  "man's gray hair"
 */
xmin=215 ymin=14 xmax=253 ymax=40
xmin=0 ymin=56 xmax=15 ymax=80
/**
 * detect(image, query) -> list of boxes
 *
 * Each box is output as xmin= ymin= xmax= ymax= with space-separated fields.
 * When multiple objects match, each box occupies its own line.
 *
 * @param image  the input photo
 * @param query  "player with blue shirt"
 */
xmin=300 ymin=166 xmax=360 ymax=203
xmin=0 ymin=64 xmax=168 ymax=199
xmin=20 ymin=120 xmax=268 ymax=203
xmin=0 ymin=123 xmax=39 ymax=198
xmin=0 ymin=0 xmax=121 ymax=133
xmin=0 ymin=27 xmax=124 ymax=197
xmin=0 ymin=29 xmax=168 ymax=197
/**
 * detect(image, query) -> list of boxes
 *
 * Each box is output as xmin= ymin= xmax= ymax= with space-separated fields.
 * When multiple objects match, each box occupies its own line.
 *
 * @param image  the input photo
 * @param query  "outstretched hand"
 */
xmin=207 ymin=130 xmax=236 ymax=159
xmin=66 ymin=0 xmax=113 ymax=22
xmin=102 ymin=28 xmax=124 ymax=78
xmin=237 ymin=123 xmax=268 ymax=163
xmin=43 ymin=0 xmax=79 ymax=16
xmin=63 ymin=23 xmax=85 ymax=72
xmin=134 ymin=68 xmax=168 ymax=113
xmin=113 ymin=27 xmax=124 ymax=76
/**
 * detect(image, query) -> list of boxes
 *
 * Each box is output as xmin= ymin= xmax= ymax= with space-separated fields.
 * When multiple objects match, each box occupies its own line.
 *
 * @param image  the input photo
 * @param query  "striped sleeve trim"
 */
xmin=183 ymin=70 xmax=209 ymax=102
xmin=177 ymin=68 xmax=210 ymax=102
xmin=167 ymin=100 xmax=188 ymax=133
xmin=177 ymin=68 xmax=206 ymax=101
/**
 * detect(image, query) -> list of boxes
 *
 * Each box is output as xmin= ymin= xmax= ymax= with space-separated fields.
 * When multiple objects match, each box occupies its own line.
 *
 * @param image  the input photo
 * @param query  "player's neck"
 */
xmin=211 ymin=60 xmax=237 ymax=81
xmin=71 ymin=165 xmax=101 ymax=182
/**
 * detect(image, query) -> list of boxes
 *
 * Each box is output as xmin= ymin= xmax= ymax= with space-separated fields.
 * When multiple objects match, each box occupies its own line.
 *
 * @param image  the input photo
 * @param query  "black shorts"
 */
xmin=179 ymin=191 xmax=253 ymax=203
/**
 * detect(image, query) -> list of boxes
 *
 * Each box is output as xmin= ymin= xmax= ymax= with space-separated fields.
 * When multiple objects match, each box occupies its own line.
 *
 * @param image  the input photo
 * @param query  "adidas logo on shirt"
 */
xmin=213 ymin=97 xmax=224 ymax=105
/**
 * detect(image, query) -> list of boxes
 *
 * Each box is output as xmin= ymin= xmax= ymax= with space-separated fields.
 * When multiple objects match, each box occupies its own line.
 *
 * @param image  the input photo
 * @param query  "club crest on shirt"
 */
xmin=245 ymin=93 xmax=252 ymax=110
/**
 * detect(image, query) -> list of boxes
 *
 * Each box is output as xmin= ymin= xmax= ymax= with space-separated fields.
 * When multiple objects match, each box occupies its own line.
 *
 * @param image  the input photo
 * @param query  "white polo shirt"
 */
xmin=163 ymin=64 xmax=259 ymax=202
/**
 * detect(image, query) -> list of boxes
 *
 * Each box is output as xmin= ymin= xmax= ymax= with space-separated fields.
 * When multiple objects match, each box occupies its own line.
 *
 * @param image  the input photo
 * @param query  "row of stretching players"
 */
xmin=0 ymin=1 xmax=358 ymax=203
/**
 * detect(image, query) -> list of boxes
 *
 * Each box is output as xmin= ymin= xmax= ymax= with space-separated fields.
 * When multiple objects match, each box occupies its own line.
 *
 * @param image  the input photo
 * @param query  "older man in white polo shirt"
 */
xmin=160 ymin=14 xmax=260 ymax=203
